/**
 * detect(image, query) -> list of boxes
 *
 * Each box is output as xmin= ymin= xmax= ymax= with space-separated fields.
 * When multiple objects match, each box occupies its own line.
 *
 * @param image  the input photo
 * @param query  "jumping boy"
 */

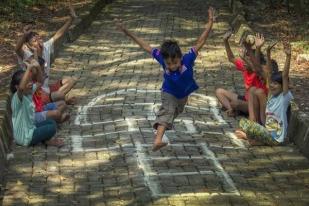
xmin=116 ymin=7 xmax=214 ymax=151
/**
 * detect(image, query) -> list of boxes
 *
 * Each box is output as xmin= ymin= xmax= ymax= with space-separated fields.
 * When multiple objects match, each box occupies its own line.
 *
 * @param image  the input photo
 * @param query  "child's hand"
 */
xmin=115 ymin=18 xmax=125 ymax=31
xmin=208 ymin=6 xmax=215 ymax=21
xmin=223 ymin=31 xmax=232 ymax=41
xmin=267 ymin=41 xmax=277 ymax=52
xmin=255 ymin=33 xmax=265 ymax=48
xmin=283 ymin=41 xmax=291 ymax=55
xmin=23 ymin=25 xmax=32 ymax=36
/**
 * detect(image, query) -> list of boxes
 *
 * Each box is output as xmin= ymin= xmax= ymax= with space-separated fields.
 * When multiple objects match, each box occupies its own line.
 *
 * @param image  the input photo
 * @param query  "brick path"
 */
xmin=2 ymin=0 xmax=309 ymax=205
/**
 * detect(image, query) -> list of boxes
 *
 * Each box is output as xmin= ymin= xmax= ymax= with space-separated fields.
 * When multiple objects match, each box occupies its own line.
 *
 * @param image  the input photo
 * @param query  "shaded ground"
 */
xmin=0 ymin=0 xmax=92 ymax=87
xmin=1 ymin=0 xmax=309 ymax=205
xmin=241 ymin=0 xmax=309 ymax=115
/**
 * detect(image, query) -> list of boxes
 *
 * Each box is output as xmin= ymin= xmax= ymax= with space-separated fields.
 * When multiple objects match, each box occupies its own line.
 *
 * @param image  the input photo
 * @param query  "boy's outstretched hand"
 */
xmin=208 ymin=6 xmax=215 ymax=21
xmin=223 ymin=30 xmax=232 ymax=41
xmin=115 ymin=18 xmax=126 ymax=31
xmin=255 ymin=33 xmax=265 ymax=48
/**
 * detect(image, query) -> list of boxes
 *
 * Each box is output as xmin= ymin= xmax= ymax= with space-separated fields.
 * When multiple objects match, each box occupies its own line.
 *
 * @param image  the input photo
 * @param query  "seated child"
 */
xmin=10 ymin=59 xmax=64 ymax=147
xmin=247 ymin=37 xmax=280 ymax=125
xmin=116 ymin=7 xmax=215 ymax=151
xmin=15 ymin=1 xmax=77 ymax=105
xmin=235 ymin=42 xmax=293 ymax=145
xmin=32 ymin=56 xmax=70 ymax=124
xmin=216 ymin=32 xmax=268 ymax=117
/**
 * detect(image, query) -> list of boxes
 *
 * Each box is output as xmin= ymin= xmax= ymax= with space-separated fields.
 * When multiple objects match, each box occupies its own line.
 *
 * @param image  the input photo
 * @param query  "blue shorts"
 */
xmin=43 ymin=103 xmax=57 ymax=111
xmin=35 ymin=111 xmax=48 ymax=123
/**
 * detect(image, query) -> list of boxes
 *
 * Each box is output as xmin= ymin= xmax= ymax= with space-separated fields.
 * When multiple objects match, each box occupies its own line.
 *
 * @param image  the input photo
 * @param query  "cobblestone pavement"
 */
xmin=2 ymin=0 xmax=309 ymax=205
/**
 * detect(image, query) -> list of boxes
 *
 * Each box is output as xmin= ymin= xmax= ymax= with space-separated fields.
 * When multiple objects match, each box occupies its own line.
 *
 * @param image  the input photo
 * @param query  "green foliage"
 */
xmin=0 ymin=0 xmax=54 ymax=18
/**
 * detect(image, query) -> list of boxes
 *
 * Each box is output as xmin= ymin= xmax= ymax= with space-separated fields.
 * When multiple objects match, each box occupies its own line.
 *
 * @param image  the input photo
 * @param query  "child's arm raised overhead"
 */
xmin=115 ymin=19 xmax=152 ymax=54
xmin=195 ymin=7 xmax=214 ymax=52
xmin=17 ymin=60 xmax=40 ymax=100
xmin=254 ymin=33 xmax=265 ymax=68
xmin=15 ymin=25 xmax=32 ymax=57
xmin=282 ymin=41 xmax=291 ymax=94
xmin=51 ymin=1 xmax=76 ymax=43
xmin=223 ymin=31 xmax=235 ymax=63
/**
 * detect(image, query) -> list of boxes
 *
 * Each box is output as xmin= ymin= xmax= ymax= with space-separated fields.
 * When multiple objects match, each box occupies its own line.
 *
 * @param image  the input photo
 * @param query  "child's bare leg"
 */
xmin=152 ymin=124 xmax=168 ymax=151
xmin=58 ymin=77 xmax=77 ymax=95
xmin=51 ymin=90 xmax=65 ymax=102
xmin=248 ymin=87 xmax=259 ymax=122
xmin=233 ymin=99 xmax=248 ymax=114
xmin=255 ymin=89 xmax=267 ymax=125
xmin=215 ymin=88 xmax=238 ymax=115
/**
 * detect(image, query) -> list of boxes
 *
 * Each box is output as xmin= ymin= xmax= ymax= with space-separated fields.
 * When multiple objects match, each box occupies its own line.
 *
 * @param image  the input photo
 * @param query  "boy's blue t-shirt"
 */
xmin=151 ymin=47 xmax=199 ymax=99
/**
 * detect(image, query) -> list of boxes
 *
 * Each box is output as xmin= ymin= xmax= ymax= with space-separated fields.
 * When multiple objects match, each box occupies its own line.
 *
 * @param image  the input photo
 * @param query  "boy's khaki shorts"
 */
xmin=153 ymin=92 xmax=188 ymax=130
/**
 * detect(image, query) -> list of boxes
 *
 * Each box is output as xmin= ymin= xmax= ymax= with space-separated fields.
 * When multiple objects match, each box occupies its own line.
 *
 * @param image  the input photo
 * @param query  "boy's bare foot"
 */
xmin=61 ymin=113 xmax=70 ymax=123
xmin=234 ymin=129 xmax=248 ymax=140
xmin=248 ymin=139 xmax=264 ymax=146
xmin=226 ymin=109 xmax=236 ymax=117
xmin=152 ymin=141 xmax=168 ymax=152
xmin=66 ymin=96 xmax=76 ymax=105
xmin=46 ymin=138 xmax=64 ymax=147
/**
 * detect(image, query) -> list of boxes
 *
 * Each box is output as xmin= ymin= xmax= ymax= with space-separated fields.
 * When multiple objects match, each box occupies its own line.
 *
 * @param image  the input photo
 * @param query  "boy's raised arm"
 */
xmin=51 ymin=1 xmax=76 ymax=43
xmin=282 ymin=42 xmax=291 ymax=94
xmin=15 ymin=25 xmax=32 ymax=57
xmin=223 ymin=31 xmax=235 ymax=63
xmin=115 ymin=19 xmax=152 ymax=54
xmin=17 ymin=60 xmax=39 ymax=100
xmin=195 ymin=7 xmax=214 ymax=52
xmin=254 ymin=33 xmax=265 ymax=69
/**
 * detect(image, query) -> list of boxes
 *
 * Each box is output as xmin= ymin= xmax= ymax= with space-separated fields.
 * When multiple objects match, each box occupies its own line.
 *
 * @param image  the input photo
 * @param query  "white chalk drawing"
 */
xmin=72 ymin=89 xmax=242 ymax=196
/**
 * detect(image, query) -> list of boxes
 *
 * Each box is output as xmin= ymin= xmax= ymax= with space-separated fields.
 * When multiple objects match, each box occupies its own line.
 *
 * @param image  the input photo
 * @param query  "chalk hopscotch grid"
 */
xmin=72 ymin=89 xmax=242 ymax=196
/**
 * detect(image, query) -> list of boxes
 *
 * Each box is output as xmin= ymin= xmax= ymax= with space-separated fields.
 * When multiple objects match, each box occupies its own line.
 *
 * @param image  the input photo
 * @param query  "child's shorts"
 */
xmin=35 ymin=111 xmax=48 ymax=123
xmin=153 ymin=92 xmax=188 ymax=130
xmin=50 ymin=80 xmax=62 ymax=92
xmin=35 ymin=103 xmax=58 ymax=123
xmin=43 ymin=102 xmax=57 ymax=111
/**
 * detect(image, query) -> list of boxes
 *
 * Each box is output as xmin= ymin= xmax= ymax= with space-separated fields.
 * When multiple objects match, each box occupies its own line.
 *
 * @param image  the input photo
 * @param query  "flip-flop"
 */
xmin=46 ymin=138 xmax=64 ymax=147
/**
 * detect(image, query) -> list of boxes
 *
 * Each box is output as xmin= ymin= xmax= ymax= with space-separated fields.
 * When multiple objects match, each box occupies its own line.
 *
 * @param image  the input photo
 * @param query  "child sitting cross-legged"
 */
xmin=10 ymin=58 xmax=64 ymax=147
xmin=235 ymin=41 xmax=293 ymax=146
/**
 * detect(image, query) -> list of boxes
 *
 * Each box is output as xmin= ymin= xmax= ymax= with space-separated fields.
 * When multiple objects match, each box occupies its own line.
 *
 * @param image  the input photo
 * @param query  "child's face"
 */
xmin=164 ymin=57 xmax=181 ymax=72
xmin=269 ymin=81 xmax=282 ymax=96
xmin=29 ymin=34 xmax=43 ymax=50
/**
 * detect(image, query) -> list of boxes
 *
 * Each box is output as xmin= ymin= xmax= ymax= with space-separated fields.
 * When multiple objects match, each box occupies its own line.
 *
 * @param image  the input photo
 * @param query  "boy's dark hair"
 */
xmin=270 ymin=59 xmax=279 ymax=74
xmin=160 ymin=40 xmax=182 ymax=60
xmin=10 ymin=70 xmax=25 ymax=93
xmin=25 ymin=31 xmax=39 ymax=43
xmin=271 ymin=71 xmax=283 ymax=85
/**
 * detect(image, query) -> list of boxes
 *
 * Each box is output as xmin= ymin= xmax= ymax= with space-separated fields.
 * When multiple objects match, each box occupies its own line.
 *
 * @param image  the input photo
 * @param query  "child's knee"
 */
xmin=215 ymin=88 xmax=225 ymax=97
xmin=230 ymin=99 xmax=239 ymax=109
xmin=254 ymin=88 xmax=266 ymax=97
xmin=249 ymin=87 xmax=257 ymax=94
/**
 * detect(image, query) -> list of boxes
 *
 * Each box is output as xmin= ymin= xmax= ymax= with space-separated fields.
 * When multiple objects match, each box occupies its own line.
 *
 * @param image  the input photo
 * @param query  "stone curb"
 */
xmin=229 ymin=0 xmax=309 ymax=158
xmin=0 ymin=0 xmax=112 ymax=174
